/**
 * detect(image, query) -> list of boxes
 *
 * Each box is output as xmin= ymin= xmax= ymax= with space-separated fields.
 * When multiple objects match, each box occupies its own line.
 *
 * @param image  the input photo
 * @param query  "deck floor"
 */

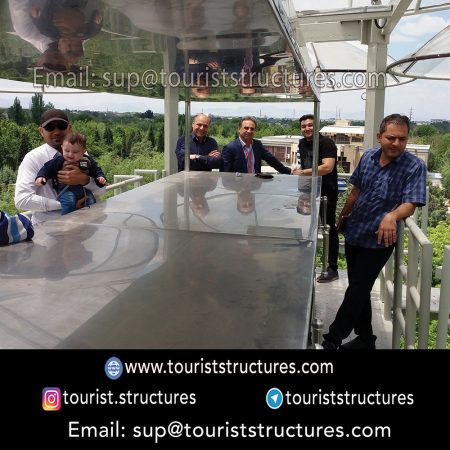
xmin=314 ymin=269 xmax=393 ymax=349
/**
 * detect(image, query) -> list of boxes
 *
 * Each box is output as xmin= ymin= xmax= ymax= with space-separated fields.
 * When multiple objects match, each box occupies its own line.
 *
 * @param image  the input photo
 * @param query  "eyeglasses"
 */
xmin=43 ymin=121 xmax=68 ymax=132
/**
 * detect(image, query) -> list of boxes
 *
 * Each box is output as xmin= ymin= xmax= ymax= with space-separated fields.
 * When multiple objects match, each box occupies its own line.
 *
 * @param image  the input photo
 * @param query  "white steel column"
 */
xmin=163 ymin=38 xmax=179 ymax=175
xmin=364 ymin=38 xmax=387 ymax=149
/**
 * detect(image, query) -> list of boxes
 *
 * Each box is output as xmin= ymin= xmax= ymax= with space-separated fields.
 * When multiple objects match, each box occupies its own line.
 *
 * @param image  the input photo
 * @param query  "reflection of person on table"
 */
xmin=175 ymin=114 xmax=221 ymax=172
xmin=221 ymin=173 xmax=263 ymax=215
xmin=178 ymin=173 xmax=218 ymax=219
xmin=296 ymin=194 xmax=311 ymax=215
xmin=221 ymin=116 xmax=293 ymax=174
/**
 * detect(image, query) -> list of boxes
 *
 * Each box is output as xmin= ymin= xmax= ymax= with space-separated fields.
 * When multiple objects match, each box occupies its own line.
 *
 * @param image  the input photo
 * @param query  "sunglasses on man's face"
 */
xmin=43 ymin=121 xmax=68 ymax=132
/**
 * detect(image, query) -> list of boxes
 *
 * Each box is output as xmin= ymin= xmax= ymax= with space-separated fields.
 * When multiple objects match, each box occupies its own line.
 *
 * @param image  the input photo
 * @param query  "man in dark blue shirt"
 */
xmin=322 ymin=114 xmax=427 ymax=350
xmin=175 ymin=114 xmax=221 ymax=172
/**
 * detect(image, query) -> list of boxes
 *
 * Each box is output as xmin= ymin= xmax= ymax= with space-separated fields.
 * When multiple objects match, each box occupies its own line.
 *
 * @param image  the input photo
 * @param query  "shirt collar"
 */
xmin=239 ymin=136 xmax=252 ymax=148
xmin=192 ymin=132 xmax=206 ymax=144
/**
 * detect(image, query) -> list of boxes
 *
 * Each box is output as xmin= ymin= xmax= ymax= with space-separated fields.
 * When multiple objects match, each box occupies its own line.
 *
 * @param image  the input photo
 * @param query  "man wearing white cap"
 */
xmin=15 ymin=108 xmax=106 ymax=226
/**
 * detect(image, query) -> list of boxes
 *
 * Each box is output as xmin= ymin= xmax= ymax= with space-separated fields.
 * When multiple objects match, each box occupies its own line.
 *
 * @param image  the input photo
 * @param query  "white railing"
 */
xmin=105 ymin=168 xmax=166 ymax=196
xmin=380 ymin=218 xmax=436 ymax=349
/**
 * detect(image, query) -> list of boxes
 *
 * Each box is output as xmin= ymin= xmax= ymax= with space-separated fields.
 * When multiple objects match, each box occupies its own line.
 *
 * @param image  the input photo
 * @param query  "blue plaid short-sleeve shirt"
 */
xmin=345 ymin=148 xmax=427 ymax=248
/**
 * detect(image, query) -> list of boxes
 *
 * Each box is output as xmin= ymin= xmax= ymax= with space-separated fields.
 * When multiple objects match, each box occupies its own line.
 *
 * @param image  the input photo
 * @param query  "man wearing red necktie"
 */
xmin=221 ymin=116 xmax=293 ymax=175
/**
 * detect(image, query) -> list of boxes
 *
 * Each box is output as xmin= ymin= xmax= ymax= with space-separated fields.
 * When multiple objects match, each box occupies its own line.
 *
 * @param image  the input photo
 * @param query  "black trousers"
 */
xmin=323 ymin=242 xmax=394 ymax=345
xmin=320 ymin=197 xmax=339 ymax=271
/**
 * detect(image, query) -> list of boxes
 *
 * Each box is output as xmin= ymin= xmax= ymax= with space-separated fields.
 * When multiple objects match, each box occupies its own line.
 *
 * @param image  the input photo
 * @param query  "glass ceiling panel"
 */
xmin=306 ymin=41 xmax=414 ymax=91
xmin=387 ymin=25 xmax=450 ymax=79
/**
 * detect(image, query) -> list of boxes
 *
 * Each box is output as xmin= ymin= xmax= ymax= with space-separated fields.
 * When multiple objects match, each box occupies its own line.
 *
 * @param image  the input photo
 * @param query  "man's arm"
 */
xmin=197 ymin=140 xmax=222 ymax=170
xmin=376 ymin=202 xmax=417 ymax=247
xmin=35 ymin=157 xmax=58 ymax=181
xmin=292 ymin=157 xmax=336 ymax=176
xmin=261 ymin=147 xmax=291 ymax=174
xmin=338 ymin=186 xmax=360 ymax=220
xmin=195 ymin=151 xmax=222 ymax=170
xmin=175 ymin=137 xmax=185 ymax=171
xmin=9 ymin=0 xmax=53 ymax=53
xmin=87 ymin=156 xmax=107 ymax=187
xmin=15 ymin=154 xmax=61 ymax=212
xmin=221 ymin=144 xmax=235 ymax=172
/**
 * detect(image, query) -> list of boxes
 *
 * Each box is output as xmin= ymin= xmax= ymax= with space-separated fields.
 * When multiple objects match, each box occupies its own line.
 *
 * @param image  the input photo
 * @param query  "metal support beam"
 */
xmin=295 ymin=5 xmax=392 ymax=24
xmin=382 ymin=0 xmax=414 ymax=35
xmin=163 ymin=38 xmax=179 ymax=176
xmin=363 ymin=34 xmax=387 ymax=149
xmin=296 ymin=22 xmax=362 ymax=44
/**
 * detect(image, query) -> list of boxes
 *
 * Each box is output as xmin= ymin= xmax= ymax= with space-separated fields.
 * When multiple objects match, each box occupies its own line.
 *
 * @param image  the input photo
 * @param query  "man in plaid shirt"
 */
xmin=322 ymin=114 xmax=427 ymax=350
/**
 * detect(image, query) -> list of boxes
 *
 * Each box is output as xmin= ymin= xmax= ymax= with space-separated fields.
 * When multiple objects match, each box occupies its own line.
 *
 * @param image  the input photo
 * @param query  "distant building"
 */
xmin=319 ymin=119 xmax=364 ymax=172
xmin=261 ymin=119 xmax=430 ymax=171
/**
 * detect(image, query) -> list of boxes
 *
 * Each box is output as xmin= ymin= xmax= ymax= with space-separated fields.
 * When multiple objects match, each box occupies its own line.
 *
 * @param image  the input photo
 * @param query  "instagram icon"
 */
xmin=42 ymin=387 xmax=61 ymax=411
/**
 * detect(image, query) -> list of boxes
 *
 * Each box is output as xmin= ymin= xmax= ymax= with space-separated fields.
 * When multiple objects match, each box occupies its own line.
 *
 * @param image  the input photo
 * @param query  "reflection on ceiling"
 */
xmin=1 ymin=0 xmax=317 ymax=102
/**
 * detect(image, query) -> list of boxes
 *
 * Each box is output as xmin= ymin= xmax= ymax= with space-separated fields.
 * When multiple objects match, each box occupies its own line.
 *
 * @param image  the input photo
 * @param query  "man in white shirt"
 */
xmin=15 ymin=109 xmax=106 ymax=226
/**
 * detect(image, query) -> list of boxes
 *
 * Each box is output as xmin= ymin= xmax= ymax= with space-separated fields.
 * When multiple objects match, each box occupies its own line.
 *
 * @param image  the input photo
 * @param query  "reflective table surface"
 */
xmin=0 ymin=172 xmax=321 ymax=348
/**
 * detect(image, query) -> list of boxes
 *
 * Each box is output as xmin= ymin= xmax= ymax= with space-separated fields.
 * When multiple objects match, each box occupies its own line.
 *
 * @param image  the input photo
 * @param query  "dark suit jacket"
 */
xmin=221 ymin=138 xmax=291 ymax=174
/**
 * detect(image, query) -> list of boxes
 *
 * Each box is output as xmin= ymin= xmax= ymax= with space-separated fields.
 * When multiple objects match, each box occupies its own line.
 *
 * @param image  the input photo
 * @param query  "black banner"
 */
xmin=4 ymin=350 xmax=448 ymax=446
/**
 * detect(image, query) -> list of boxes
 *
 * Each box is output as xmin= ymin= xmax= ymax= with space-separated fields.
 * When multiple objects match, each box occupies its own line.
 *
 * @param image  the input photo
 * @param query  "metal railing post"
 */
xmin=392 ymin=221 xmax=405 ymax=349
xmin=320 ymin=196 xmax=329 ymax=277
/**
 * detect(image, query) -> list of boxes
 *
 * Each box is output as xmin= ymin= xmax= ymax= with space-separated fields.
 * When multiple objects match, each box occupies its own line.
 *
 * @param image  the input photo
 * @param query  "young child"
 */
xmin=35 ymin=132 xmax=106 ymax=215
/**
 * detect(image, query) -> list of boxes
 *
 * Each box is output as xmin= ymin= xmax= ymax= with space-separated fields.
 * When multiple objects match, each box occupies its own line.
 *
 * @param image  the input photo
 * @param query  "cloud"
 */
xmin=392 ymin=14 xmax=450 ymax=43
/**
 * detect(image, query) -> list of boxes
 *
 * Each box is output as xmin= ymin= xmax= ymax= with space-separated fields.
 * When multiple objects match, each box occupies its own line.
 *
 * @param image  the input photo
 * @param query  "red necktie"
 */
xmin=244 ymin=146 xmax=253 ymax=173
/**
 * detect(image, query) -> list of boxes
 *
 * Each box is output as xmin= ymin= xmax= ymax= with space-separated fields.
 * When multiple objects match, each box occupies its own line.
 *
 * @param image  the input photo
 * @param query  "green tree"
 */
xmin=413 ymin=124 xmax=438 ymax=137
xmin=29 ymin=93 xmax=53 ymax=124
xmin=8 ymin=97 xmax=27 ymax=125
xmin=155 ymin=128 xmax=164 ymax=152
xmin=141 ymin=109 xmax=154 ymax=119
xmin=104 ymin=125 xmax=114 ymax=145
xmin=442 ymin=165 xmax=450 ymax=198
xmin=428 ymin=221 xmax=450 ymax=286
xmin=148 ymin=125 xmax=155 ymax=147
xmin=427 ymin=183 xmax=449 ymax=227
xmin=16 ymin=133 xmax=31 ymax=169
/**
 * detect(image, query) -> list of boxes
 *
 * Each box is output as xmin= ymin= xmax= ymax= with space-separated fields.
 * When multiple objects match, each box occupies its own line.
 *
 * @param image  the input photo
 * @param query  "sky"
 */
xmin=1 ymin=2 xmax=449 ymax=122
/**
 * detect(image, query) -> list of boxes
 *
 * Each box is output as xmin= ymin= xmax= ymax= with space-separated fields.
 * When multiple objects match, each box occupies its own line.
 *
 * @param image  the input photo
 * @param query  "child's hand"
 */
xmin=35 ymin=177 xmax=47 ymax=186
xmin=97 ymin=176 xmax=106 ymax=185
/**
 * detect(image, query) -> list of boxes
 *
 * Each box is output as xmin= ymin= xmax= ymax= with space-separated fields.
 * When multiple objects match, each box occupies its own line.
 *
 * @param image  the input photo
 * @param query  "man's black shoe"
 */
xmin=340 ymin=335 xmax=377 ymax=350
xmin=317 ymin=268 xmax=339 ymax=283
xmin=321 ymin=340 xmax=339 ymax=350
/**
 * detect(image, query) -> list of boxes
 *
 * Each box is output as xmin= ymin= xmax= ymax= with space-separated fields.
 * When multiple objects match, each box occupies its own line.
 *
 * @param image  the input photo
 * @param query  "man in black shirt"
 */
xmin=295 ymin=114 xmax=339 ymax=282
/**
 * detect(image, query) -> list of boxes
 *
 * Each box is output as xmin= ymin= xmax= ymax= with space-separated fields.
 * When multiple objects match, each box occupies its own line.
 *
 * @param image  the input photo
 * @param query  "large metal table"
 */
xmin=0 ymin=172 xmax=320 ymax=348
